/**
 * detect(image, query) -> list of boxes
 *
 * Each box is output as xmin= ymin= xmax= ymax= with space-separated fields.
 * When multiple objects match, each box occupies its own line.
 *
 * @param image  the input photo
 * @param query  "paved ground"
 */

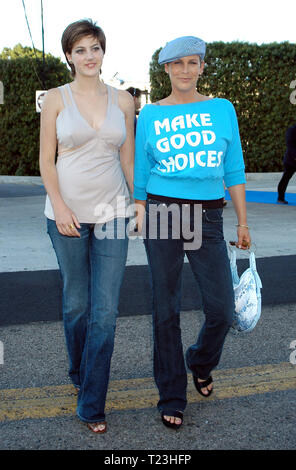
xmin=0 ymin=173 xmax=296 ymax=452
xmin=1 ymin=173 xmax=296 ymax=274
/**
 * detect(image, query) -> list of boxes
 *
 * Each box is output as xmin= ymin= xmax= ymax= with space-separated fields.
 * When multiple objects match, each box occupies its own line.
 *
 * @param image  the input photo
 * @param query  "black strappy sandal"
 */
xmin=193 ymin=375 xmax=213 ymax=397
xmin=161 ymin=411 xmax=183 ymax=430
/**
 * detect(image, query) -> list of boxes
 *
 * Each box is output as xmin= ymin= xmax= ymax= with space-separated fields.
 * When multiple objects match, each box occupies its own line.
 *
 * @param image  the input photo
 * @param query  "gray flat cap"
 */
xmin=158 ymin=36 xmax=206 ymax=65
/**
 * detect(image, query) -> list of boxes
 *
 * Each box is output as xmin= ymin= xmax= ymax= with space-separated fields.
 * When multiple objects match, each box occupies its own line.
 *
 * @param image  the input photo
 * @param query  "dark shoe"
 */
xmin=193 ymin=375 xmax=213 ymax=398
xmin=161 ymin=411 xmax=183 ymax=430
xmin=277 ymin=199 xmax=288 ymax=204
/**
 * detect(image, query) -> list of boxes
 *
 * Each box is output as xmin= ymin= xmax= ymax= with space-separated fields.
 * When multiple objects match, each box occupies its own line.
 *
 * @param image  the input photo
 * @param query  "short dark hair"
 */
xmin=126 ymin=87 xmax=142 ymax=98
xmin=61 ymin=19 xmax=106 ymax=76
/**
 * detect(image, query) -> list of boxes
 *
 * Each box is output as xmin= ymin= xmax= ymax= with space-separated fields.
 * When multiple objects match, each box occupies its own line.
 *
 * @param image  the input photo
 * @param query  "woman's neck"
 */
xmin=165 ymin=88 xmax=208 ymax=105
xmin=71 ymin=75 xmax=105 ymax=96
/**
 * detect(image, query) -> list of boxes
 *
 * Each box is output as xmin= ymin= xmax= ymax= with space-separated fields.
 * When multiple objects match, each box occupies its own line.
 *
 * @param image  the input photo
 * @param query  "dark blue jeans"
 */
xmin=143 ymin=199 xmax=234 ymax=415
xmin=47 ymin=218 xmax=128 ymax=423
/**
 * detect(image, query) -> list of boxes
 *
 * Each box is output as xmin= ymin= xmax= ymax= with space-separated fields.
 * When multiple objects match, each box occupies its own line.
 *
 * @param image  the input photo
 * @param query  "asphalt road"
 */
xmin=0 ymin=178 xmax=296 ymax=452
xmin=0 ymin=305 xmax=296 ymax=451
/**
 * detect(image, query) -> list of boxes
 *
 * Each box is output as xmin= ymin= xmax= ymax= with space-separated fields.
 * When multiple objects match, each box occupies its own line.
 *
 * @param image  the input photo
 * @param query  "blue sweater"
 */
xmin=134 ymin=98 xmax=246 ymax=200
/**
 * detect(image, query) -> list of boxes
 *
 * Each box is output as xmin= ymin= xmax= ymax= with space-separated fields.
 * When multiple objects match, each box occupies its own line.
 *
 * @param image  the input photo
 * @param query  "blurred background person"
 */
xmin=277 ymin=123 xmax=296 ymax=204
xmin=126 ymin=87 xmax=142 ymax=134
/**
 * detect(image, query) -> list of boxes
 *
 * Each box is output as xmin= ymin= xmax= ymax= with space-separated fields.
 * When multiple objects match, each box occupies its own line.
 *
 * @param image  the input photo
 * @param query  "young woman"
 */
xmin=134 ymin=36 xmax=251 ymax=430
xmin=39 ymin=19 xmax=134 ymax=433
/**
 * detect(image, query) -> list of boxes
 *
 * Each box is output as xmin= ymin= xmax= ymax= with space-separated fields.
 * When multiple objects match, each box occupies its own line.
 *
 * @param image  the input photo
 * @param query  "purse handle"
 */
xmin=229 ymin=240 xmax=257 ymax=254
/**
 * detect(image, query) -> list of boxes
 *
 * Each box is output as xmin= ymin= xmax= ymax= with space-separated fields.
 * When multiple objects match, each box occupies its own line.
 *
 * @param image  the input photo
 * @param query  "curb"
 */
xmin=245 ymin=172 xmax=282 ymax=181
xmin=0 ymin=176 xmax=44 ymax=185
xmin=0 ymin=173 xmax=285 ymax=186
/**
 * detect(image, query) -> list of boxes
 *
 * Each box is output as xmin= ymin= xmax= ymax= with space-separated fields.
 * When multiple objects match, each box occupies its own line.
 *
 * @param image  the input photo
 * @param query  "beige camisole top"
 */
xmin=44 ymin=83 xmax=130 ymax=223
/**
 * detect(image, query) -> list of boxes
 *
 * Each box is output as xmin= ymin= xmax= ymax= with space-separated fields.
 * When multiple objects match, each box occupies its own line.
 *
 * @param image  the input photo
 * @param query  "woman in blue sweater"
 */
xmin=134 ymin=36 xmax=251 ymax=429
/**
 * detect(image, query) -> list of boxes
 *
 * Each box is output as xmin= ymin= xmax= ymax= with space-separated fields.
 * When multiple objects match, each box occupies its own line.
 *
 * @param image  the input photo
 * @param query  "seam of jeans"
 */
xmin=74 ymin=236 xmax=92 ymax=410
xmin=78 ymin=261 xmax=93 ymax=410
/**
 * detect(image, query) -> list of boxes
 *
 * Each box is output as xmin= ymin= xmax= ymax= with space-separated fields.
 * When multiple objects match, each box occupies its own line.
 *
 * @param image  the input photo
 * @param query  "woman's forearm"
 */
xmin=39 ymin=160 xmax=65 ymax=210
xmin=121 ymin=157 xmax=134 ymax=194
xmin=228 ymin=183 xmax=251 ymax=249
xmin=119 ymin=90 xmax=135 ymax=194
xmin=228 ymin=183 xmax=248 ymax=225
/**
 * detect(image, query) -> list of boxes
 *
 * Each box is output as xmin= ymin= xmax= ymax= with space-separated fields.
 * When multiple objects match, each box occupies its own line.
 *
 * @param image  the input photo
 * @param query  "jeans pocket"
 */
xmin=145 ymin=198 xmax=161 ymax=214
xmin=203 ymin=208 xmax=223 ymax=224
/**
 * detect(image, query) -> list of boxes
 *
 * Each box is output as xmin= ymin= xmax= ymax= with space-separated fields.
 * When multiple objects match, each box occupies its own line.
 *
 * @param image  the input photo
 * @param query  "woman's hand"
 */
xmin=236 ymin=226 xmax=251 ymax=250
xmin=54 ymin=202 xmax=81 ymax=237
xmin=134 ymin=200 xmax=146 ymax=234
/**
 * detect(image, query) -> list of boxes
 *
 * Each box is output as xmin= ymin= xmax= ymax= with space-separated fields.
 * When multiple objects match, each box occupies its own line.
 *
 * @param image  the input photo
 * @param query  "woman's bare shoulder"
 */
xmin=44 ymin=88 xmax=61 ymax=103
xmin=117 ymin=88 xmax=134 ymax=112
xmin=45 ymin=87 xmax=62 ymax=100
xmin=41 ymin=87 xmax=64 ymax=114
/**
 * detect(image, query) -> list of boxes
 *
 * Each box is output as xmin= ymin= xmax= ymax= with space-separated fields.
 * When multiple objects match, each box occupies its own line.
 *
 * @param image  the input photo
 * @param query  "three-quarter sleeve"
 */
xmin=134 ymin=107 xmax=154 ymax=200
xmin=223 ymin=102 xmax=246 ymax=188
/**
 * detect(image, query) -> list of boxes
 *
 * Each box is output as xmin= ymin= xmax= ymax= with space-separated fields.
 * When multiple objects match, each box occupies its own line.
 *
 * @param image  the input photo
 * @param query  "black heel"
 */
xmin=193 ymin=375 xmax=213 ymax=397
xmin=161 ymin=411 xmax=183 ymax=430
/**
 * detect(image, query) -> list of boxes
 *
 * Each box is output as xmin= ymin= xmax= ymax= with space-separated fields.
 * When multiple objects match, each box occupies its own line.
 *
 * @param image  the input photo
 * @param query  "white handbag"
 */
xmin=229 ymin=248 xmax=262 ymax=333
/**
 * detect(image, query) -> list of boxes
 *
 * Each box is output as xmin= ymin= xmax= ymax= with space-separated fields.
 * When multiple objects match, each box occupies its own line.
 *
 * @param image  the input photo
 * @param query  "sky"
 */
xmin=0 ymin=0 xmax=295 ymax=87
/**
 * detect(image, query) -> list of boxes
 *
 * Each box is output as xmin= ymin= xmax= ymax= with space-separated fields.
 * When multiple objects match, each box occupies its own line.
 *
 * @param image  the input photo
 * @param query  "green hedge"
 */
xmin=1 ymin=43 xmax=295 ymax=174
xmin=150 ymin=42 xmax=296 ymax=172
xmin=0 ymin=45 xmax=71 ymax=176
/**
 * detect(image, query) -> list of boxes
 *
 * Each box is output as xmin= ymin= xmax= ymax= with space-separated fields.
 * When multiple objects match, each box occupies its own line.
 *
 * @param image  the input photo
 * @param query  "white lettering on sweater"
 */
xmin=154 ymin=113 xmax=223 ymax=172
xmin=154 ymin=113 xmax=212 ymax=135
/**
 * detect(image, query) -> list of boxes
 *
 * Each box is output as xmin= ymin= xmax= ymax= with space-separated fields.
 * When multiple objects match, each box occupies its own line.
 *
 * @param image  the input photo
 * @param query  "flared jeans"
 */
xmin=143 ymin=199 xmax=234 ymax=415
xmin=47 ymin=217 xmax=128 ymax=423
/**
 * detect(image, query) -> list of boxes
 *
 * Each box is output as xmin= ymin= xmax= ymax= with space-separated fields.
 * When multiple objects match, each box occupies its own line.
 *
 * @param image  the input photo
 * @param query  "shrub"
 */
xmin=149 ymin=42 xmax=296 ymax=172
xmin=0 ymin=44 xmax=71 ymax=175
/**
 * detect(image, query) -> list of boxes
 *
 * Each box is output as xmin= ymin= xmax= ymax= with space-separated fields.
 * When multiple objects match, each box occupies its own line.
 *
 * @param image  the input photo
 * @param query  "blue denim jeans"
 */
xmin=47 ymin=217 xmax=128 ymax=423
xmin=143 ymin=199 xmax=234 ymax=415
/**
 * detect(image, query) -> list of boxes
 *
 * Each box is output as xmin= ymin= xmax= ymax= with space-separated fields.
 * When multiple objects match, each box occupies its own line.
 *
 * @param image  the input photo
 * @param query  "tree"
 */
xmin=149 ymin=41 xmax=296 ymax=172
xmin=0 ymin=43 xmax=50 ymax=59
